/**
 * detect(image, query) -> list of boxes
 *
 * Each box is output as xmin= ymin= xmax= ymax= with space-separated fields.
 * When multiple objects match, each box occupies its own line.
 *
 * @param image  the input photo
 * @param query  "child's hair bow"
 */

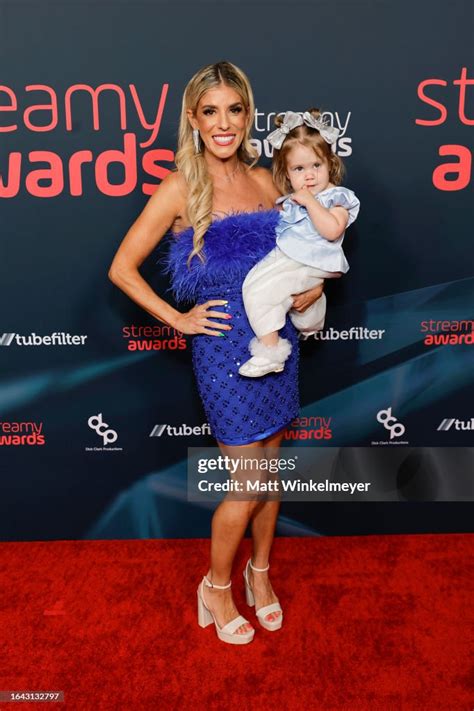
xmin=267 ymin=110 xmax=340 ymax=149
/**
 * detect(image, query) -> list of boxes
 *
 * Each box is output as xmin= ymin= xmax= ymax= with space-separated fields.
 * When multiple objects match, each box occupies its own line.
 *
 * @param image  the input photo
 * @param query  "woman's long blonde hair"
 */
xmin=175 ymin=61 xmax=259 ymax=266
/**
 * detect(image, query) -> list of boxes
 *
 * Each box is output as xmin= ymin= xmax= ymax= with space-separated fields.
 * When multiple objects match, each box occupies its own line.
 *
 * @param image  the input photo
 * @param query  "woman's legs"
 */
xmin=202 ymin=439 xmax=267 ymax=635
xmin=203 ymin=428 xmax=287 ymax=633
xmin=248 ymin=428 xmax=285 ymax=623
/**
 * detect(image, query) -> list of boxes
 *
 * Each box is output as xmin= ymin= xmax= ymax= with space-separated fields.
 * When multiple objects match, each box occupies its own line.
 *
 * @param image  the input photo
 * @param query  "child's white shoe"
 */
xmin=238 ymin=337 xmax=292 ymax=378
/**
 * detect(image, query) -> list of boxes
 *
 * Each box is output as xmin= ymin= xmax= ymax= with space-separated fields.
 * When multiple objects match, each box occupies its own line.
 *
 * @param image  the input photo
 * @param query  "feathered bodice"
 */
xmin=163 ymin=209 xmax=280 ymax=303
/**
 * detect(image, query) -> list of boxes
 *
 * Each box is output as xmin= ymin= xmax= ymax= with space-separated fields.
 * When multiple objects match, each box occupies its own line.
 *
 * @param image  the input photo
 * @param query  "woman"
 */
xmin=108 ymin=61 xmax=324 ymax=645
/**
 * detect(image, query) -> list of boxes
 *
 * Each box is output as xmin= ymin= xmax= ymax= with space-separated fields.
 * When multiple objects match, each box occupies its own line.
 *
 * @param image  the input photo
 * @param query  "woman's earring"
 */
xmin=193 ymin=128 xmax=201 ymax=154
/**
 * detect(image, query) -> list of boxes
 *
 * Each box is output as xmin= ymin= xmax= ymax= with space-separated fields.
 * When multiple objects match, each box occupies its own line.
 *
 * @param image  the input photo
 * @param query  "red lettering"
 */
xmin=65 ymin=83 xmax=127 ymax=131
xmin=432 ymin=145 xmax=471 ymax=191
xmin=416 ymin=79 xmax=448 ymax=126
xmin=95 ymin=133 xmax=137 ymax=196
xmin=24 ymin=85 xmax=58 ymax=131
xmin=0 ymin=152 xmax=21 ymax=197
xmin=0 ymin=85 xmax=18 ymax=131
xmin=0 ymin=82 xmax=173 ymax=196
xmin=25 ymin=151 xmax=64 ymax=197
xmin=130 ymin=82 xmax=169 ymax=148
xmin=69 ymin=150 xmax=94 ymax=196
xmin=453 ymin=67 xmax=474 ymax=126
xmin=142 ymin=149 xmax=174 ymax=194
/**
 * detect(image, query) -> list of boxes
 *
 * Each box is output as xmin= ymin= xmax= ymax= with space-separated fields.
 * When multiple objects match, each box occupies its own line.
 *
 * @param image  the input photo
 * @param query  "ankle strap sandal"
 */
xmin=203 ymin=575 xmax=232 ymax=589
xmin=197 ymin=575 xmax=255 ymax=645
xmin=249 ymin=560 xmax=270 ymax=572
xmin=243 ymin=558 xmax=283 ymax=632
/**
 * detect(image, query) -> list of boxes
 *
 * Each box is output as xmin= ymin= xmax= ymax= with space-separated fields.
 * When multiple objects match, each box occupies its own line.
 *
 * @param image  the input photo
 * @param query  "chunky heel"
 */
xmin=196 ymin=575 xmax=255 ymax=645
xmin=243 ymin=558 xmax=283 ymax=632
xmin=197 ymin=589 xmax=214 ymax=628
xmin=244 ymin=578 xmax=255 ymax=606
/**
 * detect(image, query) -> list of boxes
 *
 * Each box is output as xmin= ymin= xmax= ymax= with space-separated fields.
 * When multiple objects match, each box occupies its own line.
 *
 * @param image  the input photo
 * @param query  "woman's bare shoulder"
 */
xmin=127 ymin=170 xmax=189 ymax=239
xmin=158 ymin=170 xmax=188 ymax=199
xmin=249 ymin=165 xmax=273 ymax=183
xmin=248 ymin=165 xmax=281 ymax=201
xmin=154 ymin=170 xmax=191 ymax=233
xmin=147 ymin=170 xmax=187 ymax=216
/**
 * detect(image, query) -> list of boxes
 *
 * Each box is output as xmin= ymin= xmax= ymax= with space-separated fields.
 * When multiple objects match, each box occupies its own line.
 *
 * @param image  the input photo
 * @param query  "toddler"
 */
xmin=238 ymin=109 xmax=360 ymax=377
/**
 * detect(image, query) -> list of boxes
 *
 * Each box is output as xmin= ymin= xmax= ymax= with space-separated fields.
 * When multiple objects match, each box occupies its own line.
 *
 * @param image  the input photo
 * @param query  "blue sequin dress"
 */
xmin=164 ymin=210 xmax=300 ymax=445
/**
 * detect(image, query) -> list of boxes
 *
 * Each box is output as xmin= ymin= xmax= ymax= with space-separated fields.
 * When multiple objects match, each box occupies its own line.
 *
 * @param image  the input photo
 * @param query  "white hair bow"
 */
xmin=267 ymin=110 xmax=340 ymax=149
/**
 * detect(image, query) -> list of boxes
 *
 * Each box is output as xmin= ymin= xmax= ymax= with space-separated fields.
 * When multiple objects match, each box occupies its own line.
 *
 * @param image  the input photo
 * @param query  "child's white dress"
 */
xmin=242 ymin=186 xmax=360 ymax=339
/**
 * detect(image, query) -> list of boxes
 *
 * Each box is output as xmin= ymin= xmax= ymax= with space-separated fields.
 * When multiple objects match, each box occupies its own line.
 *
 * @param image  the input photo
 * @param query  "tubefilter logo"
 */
xmin=437 ymin=418 xmax=473 ymax=431
xmin=314 ymin=326 xmax=385 ymax=342
xmin=0 ymin=332 xmax=87 ymax=347
xmin=150 ymin=423 xmax=212 ymax=437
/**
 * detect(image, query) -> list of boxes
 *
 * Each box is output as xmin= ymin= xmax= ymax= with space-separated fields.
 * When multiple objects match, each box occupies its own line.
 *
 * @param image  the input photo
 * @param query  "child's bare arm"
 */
xmin=291 ymin=186 xmax=349 ymax=241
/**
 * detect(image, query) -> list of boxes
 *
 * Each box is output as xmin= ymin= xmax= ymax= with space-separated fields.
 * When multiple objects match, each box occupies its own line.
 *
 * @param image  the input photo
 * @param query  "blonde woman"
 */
xmin=108 ymin=61 xmax=324 ymax=645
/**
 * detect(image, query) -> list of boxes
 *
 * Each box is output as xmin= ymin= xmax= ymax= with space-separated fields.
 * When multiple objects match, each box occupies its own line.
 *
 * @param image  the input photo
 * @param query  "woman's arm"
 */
xmin=108 ymin=173 xmax=232 ymax=336
xmin=108 ymin=172 xmax=184 ymax=327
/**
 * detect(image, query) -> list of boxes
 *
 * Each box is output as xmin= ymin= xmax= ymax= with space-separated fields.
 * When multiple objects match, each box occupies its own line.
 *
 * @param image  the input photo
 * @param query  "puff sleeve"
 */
xmin=318 ymin=187 xmax=360 ymax=227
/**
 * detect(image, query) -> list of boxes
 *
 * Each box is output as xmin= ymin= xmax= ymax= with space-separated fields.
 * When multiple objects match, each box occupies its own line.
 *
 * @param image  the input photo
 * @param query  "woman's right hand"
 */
xmin=174 ymin=300 xmax=232 ymax=336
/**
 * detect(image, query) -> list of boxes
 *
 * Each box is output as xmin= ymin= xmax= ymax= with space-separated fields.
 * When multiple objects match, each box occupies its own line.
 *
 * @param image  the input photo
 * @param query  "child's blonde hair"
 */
xmin=271 ymin=108 xmax=345 ymax=194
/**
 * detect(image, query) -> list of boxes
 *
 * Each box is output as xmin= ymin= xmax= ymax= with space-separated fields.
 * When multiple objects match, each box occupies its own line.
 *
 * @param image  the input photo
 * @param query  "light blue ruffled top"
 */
xmin=275 ymin=186 xmax=360 ymax=273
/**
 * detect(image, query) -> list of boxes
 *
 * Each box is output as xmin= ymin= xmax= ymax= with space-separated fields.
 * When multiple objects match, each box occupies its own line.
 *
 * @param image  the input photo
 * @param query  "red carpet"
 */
xmin=0 ymin=534 xmax=472 ymax=710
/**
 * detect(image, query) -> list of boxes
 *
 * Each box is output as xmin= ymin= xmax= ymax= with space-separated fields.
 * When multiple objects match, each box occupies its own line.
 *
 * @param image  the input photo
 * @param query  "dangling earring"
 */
xmin=193 ymin=128 xmax=201 ymax=154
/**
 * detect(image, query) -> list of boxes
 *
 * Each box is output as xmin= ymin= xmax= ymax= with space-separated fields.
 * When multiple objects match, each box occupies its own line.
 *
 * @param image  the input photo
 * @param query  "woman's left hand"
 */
xmin=291 ymin=282 xmax=325 ymax=312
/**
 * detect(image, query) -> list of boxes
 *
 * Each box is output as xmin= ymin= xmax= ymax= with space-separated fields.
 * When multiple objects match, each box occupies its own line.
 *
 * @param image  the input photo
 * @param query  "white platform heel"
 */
xmin=243 ymin=558 xmax=283 ymax=631
xmin=197 ymin=575 xmax=255 ymax=645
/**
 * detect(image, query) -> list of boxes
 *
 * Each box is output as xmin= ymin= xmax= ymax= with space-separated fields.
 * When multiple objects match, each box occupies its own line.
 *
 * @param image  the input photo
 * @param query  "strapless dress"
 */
xmin=163 ymin=209 xmax=299 ymax=445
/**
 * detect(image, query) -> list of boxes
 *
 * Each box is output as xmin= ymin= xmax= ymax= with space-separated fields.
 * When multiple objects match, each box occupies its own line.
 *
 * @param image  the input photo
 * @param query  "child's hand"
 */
xmin=290 ymin=185 xmax=316 ymax=207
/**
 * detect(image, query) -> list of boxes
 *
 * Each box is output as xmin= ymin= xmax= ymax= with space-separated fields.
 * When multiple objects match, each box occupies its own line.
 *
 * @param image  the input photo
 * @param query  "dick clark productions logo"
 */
xmin=376 ymin=407 xmax=406 ymax=441
xmin=86 ymin=413 xmax=122 ymax=451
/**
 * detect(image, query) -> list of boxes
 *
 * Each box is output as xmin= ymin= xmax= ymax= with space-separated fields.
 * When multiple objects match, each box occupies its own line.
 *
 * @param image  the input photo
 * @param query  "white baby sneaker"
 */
xmin=238 ymin=336 xmax=292 ymax=378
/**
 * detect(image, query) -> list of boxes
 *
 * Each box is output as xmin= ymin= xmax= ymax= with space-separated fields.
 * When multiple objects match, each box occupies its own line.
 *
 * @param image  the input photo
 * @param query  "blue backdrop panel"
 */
xmin=0 ymin=0 xmax=473 ymax=540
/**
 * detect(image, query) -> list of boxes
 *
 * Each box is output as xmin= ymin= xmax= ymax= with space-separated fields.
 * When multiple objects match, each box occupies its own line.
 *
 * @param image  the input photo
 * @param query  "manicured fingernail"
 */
xmin=218 ymin=332 xmax=226 ymax=337
xmin=221 ymin=300 xmax=228 ymax=304
xmin=225 ymin=314 xmax=232 ymax=319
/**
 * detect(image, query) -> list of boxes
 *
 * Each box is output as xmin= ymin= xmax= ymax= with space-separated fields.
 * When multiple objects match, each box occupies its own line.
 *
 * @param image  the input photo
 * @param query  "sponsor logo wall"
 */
xmin=0 ymin=0 xmax=472 ymax=540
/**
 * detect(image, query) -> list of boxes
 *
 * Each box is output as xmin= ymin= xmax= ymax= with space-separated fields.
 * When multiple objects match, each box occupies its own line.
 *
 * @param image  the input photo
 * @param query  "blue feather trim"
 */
xmin=160 ymin=210 xmax=280 ymax=303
